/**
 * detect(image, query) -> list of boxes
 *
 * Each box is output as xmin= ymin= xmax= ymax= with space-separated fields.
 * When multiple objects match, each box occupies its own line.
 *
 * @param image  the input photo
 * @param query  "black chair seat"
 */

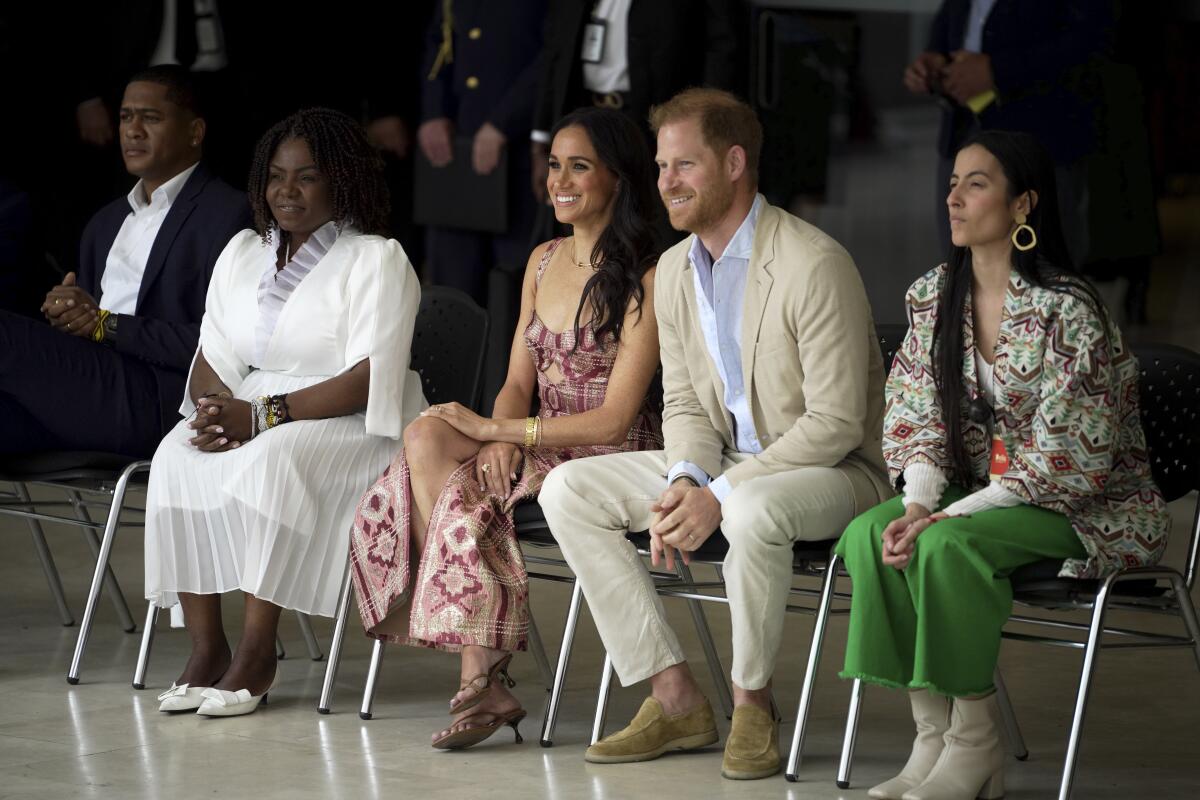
xmin=0 ymin=451 xmax=145 ymax=483
xmin=1010 ymin=558 xmax=1164 ymax=603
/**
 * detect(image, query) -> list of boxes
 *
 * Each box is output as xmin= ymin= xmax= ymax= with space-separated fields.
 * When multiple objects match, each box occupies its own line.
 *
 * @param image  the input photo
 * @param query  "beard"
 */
xmin=663 ymin=178 xmax=736 ymax=233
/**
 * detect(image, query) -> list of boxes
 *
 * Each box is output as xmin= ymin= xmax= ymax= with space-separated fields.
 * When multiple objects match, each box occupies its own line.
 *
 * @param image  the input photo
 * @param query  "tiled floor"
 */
xmin=1 ymin=484 xmax=1197 ymax=800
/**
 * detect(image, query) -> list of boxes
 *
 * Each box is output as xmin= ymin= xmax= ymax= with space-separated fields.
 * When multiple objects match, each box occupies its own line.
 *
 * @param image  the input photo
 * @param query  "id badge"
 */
xmin=988 ymin=434 xmax=1009 ymax=481
xmin=581 ymin=19 xmax=607 ymax=64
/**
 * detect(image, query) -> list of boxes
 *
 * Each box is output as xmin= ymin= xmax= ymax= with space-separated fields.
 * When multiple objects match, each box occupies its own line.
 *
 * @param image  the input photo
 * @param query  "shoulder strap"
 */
xmin=535 ymin=237 xmax=563 ymax=286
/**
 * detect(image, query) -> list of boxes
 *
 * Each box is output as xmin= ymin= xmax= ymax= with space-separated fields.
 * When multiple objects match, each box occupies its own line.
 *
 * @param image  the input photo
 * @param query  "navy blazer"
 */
xmin=420 ymin=0 xmax=546 ymax=142
xmin=77 ymin=161 xmax=251 ymax=374
xmin=928 ymin=0 xmax=1113 ymax=164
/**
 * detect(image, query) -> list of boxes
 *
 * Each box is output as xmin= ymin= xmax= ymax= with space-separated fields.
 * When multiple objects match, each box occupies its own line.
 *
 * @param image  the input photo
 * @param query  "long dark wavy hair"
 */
xmin=934 ymin=130 xmax=1109 ymax=485
xmin=247 ymin=107 xmax=390 ymax=245
xmin=549 ymin=107 xmax=661 ymax=346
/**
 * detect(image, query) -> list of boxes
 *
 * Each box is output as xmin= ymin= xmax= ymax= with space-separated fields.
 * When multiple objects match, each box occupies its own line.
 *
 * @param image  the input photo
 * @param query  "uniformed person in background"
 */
xmin=417 ymin=0 xmax=546 ymax=304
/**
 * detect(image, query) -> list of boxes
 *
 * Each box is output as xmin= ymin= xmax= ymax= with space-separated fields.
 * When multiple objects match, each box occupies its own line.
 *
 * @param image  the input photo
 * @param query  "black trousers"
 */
xmin=0 ymin=311 xmax=183 ymax=458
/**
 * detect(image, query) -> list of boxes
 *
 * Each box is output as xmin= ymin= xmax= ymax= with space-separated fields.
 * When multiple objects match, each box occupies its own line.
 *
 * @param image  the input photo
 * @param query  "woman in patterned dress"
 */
xmin=349 ymin=107 xmax=664 ymax=749
xmin=835 ymin=131 xmax=1168 ymax=800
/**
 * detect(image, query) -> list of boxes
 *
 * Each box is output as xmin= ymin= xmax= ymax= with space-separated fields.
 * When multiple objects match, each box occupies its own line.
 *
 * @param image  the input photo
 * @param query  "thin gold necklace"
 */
xmin=571 ymin=240 xmax=598 ymax=269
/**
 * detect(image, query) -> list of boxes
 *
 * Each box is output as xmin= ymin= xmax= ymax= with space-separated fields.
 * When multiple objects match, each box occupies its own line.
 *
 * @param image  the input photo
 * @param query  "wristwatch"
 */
xmin=101 ymin=312 xmax=120 ymax=347
xmin=672 ymin=475 xmax=700 ymax=488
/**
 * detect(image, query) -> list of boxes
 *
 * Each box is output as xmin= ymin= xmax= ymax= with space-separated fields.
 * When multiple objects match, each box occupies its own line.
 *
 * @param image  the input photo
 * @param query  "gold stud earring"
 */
xmin=1011 ymin=211 xmax=1037 ymax=252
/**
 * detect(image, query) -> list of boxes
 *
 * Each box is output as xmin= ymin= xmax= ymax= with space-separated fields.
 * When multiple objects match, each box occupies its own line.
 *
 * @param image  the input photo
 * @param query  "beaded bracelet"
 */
xmin=92 ymin=309 xmax=111 ymax=343
xmin=249 ymin=394 xmax=293 ymax=438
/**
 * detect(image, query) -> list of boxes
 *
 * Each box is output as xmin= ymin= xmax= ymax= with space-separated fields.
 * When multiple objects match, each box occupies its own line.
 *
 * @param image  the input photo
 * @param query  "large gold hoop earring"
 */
xmin=1011 ymin=212 xmax=1037 ymax=252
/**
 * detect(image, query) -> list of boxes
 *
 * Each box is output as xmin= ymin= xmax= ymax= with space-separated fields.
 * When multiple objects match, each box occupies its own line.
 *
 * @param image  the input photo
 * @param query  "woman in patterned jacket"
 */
xmin=834 ymin=130 xmax=1168 ymax=800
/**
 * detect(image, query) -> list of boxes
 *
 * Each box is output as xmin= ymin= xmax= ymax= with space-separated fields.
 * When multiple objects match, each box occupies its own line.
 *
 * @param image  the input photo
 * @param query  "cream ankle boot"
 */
xmin=868 ymin=690 xmax=952 ymax=800
xmin=902 ymin=693 xmax=1005 ymax=800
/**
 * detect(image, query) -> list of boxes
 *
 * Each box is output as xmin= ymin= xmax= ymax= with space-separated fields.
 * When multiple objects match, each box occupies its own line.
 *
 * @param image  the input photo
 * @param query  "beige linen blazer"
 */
xmin=654 ymin=201 xmax=892 ymax=513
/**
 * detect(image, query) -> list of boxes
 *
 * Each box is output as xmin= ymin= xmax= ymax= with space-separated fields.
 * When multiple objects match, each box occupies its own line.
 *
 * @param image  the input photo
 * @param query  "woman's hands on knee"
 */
xmin=187 ymin=394 xmax=250 ymax=452
xmin=882 ymin=504 xmax=949 ymax=570
xmin=475 ymin=441 xmax=522 ymax=498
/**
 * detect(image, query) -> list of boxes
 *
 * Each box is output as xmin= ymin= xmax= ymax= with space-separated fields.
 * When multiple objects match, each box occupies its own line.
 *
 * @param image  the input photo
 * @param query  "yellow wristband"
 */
xmin=92 ymin=309 xmax=111 ymax=343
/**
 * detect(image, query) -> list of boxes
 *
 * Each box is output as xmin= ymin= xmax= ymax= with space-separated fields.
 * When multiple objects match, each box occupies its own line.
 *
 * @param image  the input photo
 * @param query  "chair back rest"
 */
xmin=1135 ymin=343 xmax=1200 ymax=502
xmin=875 ymin=323 xmax=908 ymax=372
xmin=410 ymin=286 xmax=490 ymax=410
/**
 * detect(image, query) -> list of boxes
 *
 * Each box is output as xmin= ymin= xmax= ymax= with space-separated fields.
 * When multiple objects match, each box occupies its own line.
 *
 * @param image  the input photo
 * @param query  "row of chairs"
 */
xmin=3 ymin=298 xmax=1198 ymax=799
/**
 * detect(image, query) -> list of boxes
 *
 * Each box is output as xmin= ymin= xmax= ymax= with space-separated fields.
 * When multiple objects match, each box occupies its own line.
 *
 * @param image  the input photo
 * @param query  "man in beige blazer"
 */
xmin=539 ymin=88 xmax=891 ymax=779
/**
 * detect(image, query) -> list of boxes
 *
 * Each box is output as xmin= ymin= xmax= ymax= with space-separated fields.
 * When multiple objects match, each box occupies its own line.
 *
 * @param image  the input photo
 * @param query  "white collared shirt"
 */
xmin=100 ymin=162 xmax=198 ymax=314
xmin=582 ymin=0 xmax=633 ymax=93
xmin=666 ymin=194 xmax=766 ymax=503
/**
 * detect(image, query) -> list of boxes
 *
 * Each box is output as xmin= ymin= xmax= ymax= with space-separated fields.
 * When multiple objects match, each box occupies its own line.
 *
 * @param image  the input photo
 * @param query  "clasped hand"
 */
xmin=40 ymin=272 xmax=99 ymax=338
xmin=187 ymin=394 xmax=252 ymax=452
xmin=648 ymin=481 xmax=722 ymax=570
xmin=880 ymin=505 xmax=949 ymax=570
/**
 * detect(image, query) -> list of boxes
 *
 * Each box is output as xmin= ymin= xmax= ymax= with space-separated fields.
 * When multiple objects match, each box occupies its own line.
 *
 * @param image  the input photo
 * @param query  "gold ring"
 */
xmin=55 ymin=298 xmax=62 ymax=305
xmin=481 ymin=463 xmax=492 ymax=473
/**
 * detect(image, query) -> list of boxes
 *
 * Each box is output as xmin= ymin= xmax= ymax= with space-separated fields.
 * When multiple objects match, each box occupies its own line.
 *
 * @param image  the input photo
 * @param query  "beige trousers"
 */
xmin=538 ymin=449 xmax=858 ymax=690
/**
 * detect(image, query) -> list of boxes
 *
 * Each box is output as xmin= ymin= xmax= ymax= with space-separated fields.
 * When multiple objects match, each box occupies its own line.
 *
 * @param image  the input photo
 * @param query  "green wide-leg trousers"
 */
xmin=835 ymin=489 xmax=1087 ymax=697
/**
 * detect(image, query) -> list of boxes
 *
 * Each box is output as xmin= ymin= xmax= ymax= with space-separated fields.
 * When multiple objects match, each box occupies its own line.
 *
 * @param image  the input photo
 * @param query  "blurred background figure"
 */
xmin=903 ymin=0 xmax=1113 ymax=265
xmin=416 ymin=0 xmax=546 ymax=306
xmin=530 ymin=0 xmax=742 ymax=205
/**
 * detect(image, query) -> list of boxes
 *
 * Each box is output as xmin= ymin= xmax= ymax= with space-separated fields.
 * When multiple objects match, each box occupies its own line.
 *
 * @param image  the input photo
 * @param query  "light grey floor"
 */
xmin=1 ymin=484 xmax=1198 ymax=800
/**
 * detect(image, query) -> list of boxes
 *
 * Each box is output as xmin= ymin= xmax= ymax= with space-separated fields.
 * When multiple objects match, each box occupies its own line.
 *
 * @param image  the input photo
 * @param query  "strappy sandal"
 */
xmin=449 ymin=652 xmax=515 ymax=715
xmin=431 ymin=708 xmax=527 ymax=750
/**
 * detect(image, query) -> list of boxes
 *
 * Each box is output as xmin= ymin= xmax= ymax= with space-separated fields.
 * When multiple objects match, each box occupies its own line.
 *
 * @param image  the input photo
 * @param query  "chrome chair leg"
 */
xmin=68 ymin=490 xmax=136 ymax=632
xmin=296 ymin=612 xmax=324 ymax=661
xmin=318 ymin=562 xmax=354 ymax=714
xmin=1169 ymin=573 xmax=1200 ymax=674
xmin=66 ymin=461 xmax=147 ymax=684
xmin=590 ymin=654 xmax=615 ymax=745
xmin=677 ymin=561 xmax=734 ymax=718
xmin=540 ymin=579 xmax=584 ymax=747
xmin=993 ymin=666 xmax=1028 ymax=760
xmin=527 ymin=609 xmax=554 ymax=691
xmin=15 ymin=483 xmax=74 ymax=626
xmin=359 ymin=638 xmax=386 ymax=720
xmin=836 ymin=678 xmax=864 ymax=789
xmin=1058 ymin=576 xmax=1116 ymax=800
xmin=785 ymin=553 xmax=841 ymax=782
xmin=132 ymin=604 xmax=159 ymax=689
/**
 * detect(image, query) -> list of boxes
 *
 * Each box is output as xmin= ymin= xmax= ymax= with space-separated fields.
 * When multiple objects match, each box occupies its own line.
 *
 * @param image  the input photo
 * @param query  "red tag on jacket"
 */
xmin=989 ymin=434 xmax=1009 ymax=481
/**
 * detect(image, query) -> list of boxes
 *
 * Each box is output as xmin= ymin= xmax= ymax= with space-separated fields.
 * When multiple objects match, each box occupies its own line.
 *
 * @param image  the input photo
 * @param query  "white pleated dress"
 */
xmin=144 ymin=225 xmax=426 ymax=618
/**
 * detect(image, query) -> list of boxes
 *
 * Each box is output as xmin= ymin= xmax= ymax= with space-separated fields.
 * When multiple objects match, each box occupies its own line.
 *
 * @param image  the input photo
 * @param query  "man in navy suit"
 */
xmin=0 ymin=65 xmax=251 ymax=458
xmin=905 ymin=0 xmax=1114 ymax=260
xmin=416 ymin=0 xmax=546 ymax=304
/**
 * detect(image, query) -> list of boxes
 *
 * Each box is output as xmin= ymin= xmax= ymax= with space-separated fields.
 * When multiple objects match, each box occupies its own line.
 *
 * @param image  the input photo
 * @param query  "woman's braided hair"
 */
xmin=247 ymin=107 xmax=390 ymax=243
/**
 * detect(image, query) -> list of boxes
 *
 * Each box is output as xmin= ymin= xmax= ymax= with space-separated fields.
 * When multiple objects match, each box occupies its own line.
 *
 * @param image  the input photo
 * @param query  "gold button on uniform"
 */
xmin=466 ymin=76 xmax=480 ymax=89
xmin=468 ymin=27 xmax=482 ymax=39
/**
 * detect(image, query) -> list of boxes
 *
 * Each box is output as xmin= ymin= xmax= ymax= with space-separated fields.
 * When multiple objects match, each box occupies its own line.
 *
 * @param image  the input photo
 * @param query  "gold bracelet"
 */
xmin=92 ymin=309 xmax=111 ymax=343
xmin=535 ymin=417 xmax=543 ymax=447
xmin=524 ymin=417 xmax=537 ymax=447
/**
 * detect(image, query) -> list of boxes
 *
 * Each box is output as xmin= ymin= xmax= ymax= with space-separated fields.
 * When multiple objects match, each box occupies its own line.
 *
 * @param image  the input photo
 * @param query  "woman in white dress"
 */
xmin=144 ymin=108 xmax=425 ymax=717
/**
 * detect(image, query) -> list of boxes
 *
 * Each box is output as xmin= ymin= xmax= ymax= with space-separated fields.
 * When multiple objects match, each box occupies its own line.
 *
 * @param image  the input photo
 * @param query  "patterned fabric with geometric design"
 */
xmin=884 ymin=264 xmax=1169 ymax=579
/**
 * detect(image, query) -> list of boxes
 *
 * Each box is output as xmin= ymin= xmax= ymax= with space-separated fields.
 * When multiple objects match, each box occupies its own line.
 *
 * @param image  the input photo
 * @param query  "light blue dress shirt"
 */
xmin=963 ymin=0 xmax=999 ymax=53
xmin=665 ymin=195 xmax=765 ymax=503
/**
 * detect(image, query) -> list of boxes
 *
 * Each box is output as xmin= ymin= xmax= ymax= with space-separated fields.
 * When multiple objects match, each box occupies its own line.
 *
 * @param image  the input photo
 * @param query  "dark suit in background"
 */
xmin=925 ymin=0 xmax=1114 ymax=260
xmin=532 ymin=0 xmax=741 ymax=140
xmin=0 ymin=162 xmax=251 ymax=457
xmin=420 ymin=0 xmax=546 ymax=304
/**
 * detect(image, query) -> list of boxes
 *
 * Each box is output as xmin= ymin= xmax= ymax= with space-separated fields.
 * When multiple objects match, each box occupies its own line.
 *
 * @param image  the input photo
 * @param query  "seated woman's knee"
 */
xmin=402 ymin=415 xmax=454 ymax=461
xmin=913 ymin=516 xmax=975 ymax=558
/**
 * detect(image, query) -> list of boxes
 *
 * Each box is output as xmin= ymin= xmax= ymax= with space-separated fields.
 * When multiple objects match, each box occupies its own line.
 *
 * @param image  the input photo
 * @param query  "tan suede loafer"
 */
xmin=585 ymin=697 xmax=718 ymax=764
xmin=721 ymin=704 xmax=781 ymax=780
